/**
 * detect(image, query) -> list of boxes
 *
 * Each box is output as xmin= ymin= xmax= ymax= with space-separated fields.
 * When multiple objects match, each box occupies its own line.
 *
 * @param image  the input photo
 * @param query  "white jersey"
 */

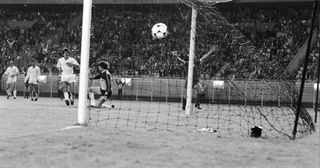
xmin=56 ymin=57 xmax=79 ymax=75
xmin=25 ymin=66 xmax=41 ymax=84
xmin=5 ymin=66 xmax=19 ymax=83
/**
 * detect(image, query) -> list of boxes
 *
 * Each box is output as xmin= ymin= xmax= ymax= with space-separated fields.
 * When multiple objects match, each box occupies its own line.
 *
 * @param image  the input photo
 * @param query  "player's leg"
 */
xmin=27 ymin=83 xmax=29 ymax=98
xmin=182 ymin=97 xmax=186 ymax=110
xmin=194 ymin=82 xmax=204 ymax=109
xmin=96 ymin=90 xmax=114 ymax=108
xmin=88 ymin=86 xmax=102 ymax=107
xmin=68 ymin=74 xmax=78 ymax=105
xmin=58 ymin=88 xmax=64 ymax=100
xmin=6 ymin=83 xmax=12 ymax=99
xmin=119 ymin=89 xmax=123 ymax=100
xmin=24 ymin=82 xmax=29 ymax=99
xmin=87 ymin=80 xmax=96 ymax=106
xmin=62 ymin=82 xmax=71 ymax=105
xmin=69 ymin=82 xmax=75 ymax=105
xmin=12 ymin=82 xmax=17 ymax=99
xmin=96 ymin=96 xmax=114 ymax=108
xmin=6 ymin=82 xmax=12 ymax=99
xmin=182 ymin=80 xmax=187 ymax=110
xmin=88 ymin=91 xmax=96 ymax=106
xmin=60 ymin=74 xmax=71 ymax=105
xmin=96 ymin=89 xmax=106 ymax=107
xmin=30 ymin=84 xmax=34 ymax=101
xmin=34 ymin=84 xmax=39 ymax=101
xmin=23 ymin=82 xmax=26 ymax=98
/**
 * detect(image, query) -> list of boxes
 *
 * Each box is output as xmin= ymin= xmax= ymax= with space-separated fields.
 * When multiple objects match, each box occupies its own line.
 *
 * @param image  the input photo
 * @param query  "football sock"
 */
xmin=89 ymin=93 xmax=96 ymax=106
xmin=64 ymin=92 xmax=69 ymax=100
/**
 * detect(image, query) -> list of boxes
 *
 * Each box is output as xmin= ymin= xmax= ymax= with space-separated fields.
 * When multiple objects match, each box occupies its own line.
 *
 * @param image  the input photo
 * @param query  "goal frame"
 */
xmin=78 ymin=0 xmax=93 ymax=125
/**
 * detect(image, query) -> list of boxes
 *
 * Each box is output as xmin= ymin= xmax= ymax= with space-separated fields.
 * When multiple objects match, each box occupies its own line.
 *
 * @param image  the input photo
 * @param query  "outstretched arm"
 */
xmin=172 ymin=50 xmax=186 ymax=64
xmin=90 ymin=73 xmax=101 ymax=80
xmin=199 ymin=45 xmax=218 ymax=63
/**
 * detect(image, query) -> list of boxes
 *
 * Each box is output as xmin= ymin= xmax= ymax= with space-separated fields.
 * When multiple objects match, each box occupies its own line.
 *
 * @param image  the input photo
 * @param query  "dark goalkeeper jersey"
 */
xmin=93 ymin=70 xmax=111 ymax=94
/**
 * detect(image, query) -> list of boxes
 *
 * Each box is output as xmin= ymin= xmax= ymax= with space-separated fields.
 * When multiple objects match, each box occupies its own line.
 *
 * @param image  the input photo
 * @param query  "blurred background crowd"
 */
xmin=0 ymin=2 xmax=318 ymax=81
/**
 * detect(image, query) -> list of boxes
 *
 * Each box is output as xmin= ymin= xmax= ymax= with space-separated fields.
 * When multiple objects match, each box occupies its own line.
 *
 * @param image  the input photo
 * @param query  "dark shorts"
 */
xmin=24 ymin=82 xmax=29 ymax=88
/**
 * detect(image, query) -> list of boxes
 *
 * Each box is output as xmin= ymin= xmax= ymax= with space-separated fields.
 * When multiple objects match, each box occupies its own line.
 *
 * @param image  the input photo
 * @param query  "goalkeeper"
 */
xmin=89 ymin=61 xmax=112 ymax=107
xmin=173 ymin=45 xmax=217 ymax=110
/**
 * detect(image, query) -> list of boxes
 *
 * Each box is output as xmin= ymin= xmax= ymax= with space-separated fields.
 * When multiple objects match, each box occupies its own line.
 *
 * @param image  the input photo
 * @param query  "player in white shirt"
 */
xmin=24 ymin=61 xmax=41 ymax=101
xmin=4 ymin=61 xmax=19 ymax=99
xmin=56 ymin=48 xmax=80 ymax=106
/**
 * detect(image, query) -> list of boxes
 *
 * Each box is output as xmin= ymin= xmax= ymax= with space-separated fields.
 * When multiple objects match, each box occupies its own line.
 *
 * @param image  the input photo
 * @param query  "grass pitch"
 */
xmin=0 ymin=96 xmax=319 ymax=168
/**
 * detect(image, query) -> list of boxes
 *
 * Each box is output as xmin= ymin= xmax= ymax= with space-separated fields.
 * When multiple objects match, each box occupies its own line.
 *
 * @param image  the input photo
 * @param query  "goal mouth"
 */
xmin=86 ymin=78 xmax=315 ymax=139
xmin=76 ymin=1 xmax=315 ymax=140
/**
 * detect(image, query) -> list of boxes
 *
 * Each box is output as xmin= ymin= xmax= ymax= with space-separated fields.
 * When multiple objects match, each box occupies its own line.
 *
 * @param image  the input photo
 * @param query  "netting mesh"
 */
xmin=87 ymin=78 xmax=314 ymax=139
xmin=85 ymin=1 xmax=315 ymax=139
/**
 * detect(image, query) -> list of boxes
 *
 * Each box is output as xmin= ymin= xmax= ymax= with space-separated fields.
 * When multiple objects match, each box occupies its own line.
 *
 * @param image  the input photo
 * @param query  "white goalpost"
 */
xmin=78 ymin=0 xmax=93 ymax=125
xmin=185 ymin=0 xmax=231 ymax=116
xmin=76 ymin=1 xmax=197 ymax=118
xmin=76 ymin=0 xmax=197 ymax=121
xmin=76 ymin=0 xmax=238 ymax=119
xmin=186 ymin=7 xmax=197 ymax=116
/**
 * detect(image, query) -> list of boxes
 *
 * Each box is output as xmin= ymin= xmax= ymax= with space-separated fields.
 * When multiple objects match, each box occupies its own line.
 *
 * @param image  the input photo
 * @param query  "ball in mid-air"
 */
xmin=151 ymin=23 xmax=168 ymax=39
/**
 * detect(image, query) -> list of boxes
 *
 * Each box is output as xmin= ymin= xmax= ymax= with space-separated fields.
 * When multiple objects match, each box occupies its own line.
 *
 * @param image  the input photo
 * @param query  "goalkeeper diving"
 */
xmin=88 ymin=61 xmax=113 ymax=108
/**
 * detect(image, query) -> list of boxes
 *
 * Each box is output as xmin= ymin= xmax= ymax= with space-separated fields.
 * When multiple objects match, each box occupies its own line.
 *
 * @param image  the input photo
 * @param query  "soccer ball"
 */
xmin=151 ymin=23 xmax=168 ymax=39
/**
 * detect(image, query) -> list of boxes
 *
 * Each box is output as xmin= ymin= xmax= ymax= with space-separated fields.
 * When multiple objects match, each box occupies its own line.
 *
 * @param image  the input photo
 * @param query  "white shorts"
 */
xmin=61 ymin=74 xmax=77 ymax=83
xmin=7 ymin=77 xmax=17 ymax=84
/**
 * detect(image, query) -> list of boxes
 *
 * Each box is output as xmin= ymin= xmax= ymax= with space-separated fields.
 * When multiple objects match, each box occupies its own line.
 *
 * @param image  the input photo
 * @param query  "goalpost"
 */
xmin=77 ymin=0 xmax=230 ymax=122
xmin=77 ymin=0 xmax=198 ymax=119
xmin=78 ymin=0 xmax=92 ymax=125
xmin=185 ymin=0 xmax=231 ymax=116
xmin=186 ymin=7 xmax=197 ymax=116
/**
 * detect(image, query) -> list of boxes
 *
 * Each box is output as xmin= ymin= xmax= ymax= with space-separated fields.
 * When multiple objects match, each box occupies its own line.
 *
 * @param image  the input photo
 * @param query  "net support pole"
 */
xmin=244 ymin=80 xmax=247 ymax=106
xmin=314 ymin=14 xmax=320 ymax=123
xmin=50 ymin=70 xmax=53 ymax=98
xmin=186 ymin=7 xmax=197 ymax=116
xmin=315 ymin=81 xmax=319 ymax=123
xmin=293 ymin=0 xmax=318 ymax=139
xmin=77 ymin=0 xmax=92 ymax=125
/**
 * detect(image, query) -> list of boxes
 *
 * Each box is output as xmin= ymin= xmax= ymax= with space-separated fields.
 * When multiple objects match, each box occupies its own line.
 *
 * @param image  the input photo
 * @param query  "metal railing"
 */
xmin=1 ymin=74 xmax=318 ymax=107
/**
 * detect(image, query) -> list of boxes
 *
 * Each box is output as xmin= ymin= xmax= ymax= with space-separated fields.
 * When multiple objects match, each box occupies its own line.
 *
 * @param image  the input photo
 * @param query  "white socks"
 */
xmin=89 ymin=92 xmax=96 ymax=106
xmin=64 ymin=92 xmax=69 ymax=100
xmin=6 ymin=89 xmax=11 ymax=96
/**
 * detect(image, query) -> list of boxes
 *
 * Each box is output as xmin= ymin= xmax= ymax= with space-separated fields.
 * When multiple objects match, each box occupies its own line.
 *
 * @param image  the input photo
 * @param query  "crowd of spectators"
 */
xmin=0 ymin=5 xmax=79 ymax=75
xmin=219 ymin=3 xmax=316 ymax=80
xmin=0 ymin=3 xmax=319 ymax=81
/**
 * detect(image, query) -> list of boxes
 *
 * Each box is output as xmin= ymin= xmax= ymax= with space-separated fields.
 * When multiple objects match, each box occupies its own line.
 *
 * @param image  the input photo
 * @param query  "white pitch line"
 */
xmin=60 ymin=125 xmax=83 ymax=130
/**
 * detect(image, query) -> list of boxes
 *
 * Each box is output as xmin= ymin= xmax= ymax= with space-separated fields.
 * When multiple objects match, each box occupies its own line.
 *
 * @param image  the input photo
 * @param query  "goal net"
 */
xmin=82 ymin=1 xmax=315 ymax=139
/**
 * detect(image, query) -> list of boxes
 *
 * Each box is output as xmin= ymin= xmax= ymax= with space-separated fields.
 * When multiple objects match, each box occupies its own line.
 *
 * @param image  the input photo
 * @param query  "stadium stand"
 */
xmin=0 ymin=2 xmax=318 ymax=81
